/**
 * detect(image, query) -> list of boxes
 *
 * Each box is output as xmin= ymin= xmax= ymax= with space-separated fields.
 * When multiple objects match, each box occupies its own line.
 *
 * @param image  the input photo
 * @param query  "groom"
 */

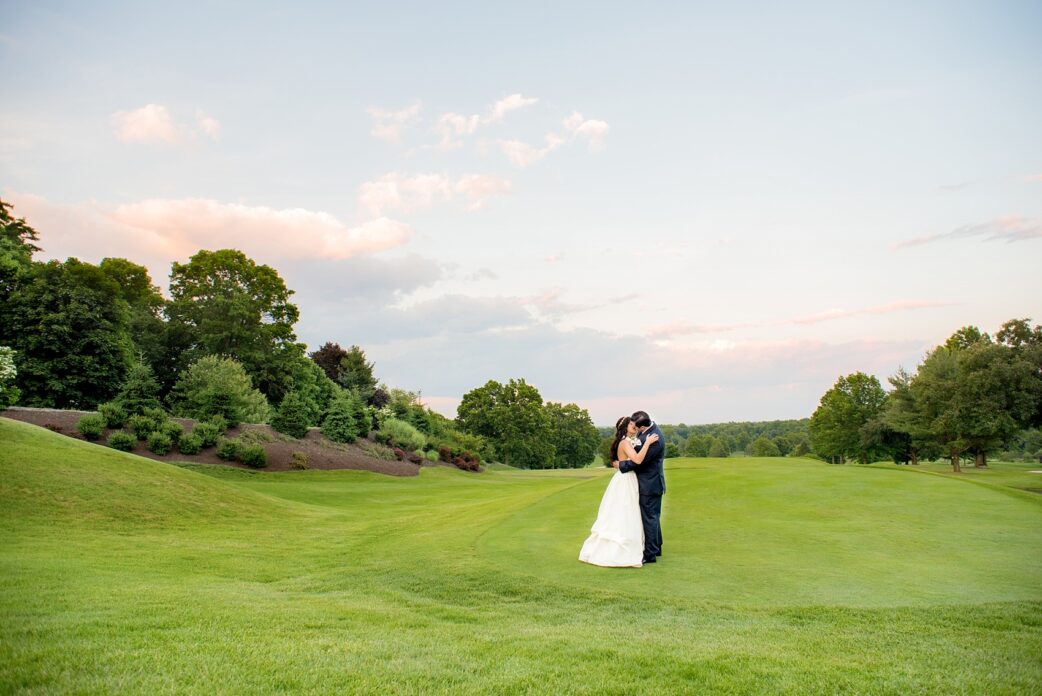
xmin=615 ymin=410 xmax=665 ymax=564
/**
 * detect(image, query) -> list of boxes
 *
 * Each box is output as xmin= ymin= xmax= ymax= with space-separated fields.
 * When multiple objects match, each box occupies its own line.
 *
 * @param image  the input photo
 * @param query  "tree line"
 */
xmin=808 ymin=322 xmax=1042 ymax=471
xmin=0 ymin=198 xmax=599 ymax=468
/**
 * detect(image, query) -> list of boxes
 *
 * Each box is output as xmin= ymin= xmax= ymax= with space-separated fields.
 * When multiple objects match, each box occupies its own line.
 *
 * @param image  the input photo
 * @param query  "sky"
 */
xmin=2 ymin=1 xmax=1040 ymax=425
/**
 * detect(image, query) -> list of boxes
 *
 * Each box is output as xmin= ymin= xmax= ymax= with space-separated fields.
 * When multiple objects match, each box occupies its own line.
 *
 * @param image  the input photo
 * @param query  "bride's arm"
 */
xmin=621 ymin=435 xmax=659 ymax=465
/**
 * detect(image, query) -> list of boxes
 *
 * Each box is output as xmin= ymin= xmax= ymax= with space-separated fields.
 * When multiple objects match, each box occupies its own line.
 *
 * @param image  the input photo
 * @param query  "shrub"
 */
xmin=0 ymin=346 xmax=20 ymax=409
xmin=169 ymin=355 xmax=269 ymax=427
xmin=378 ymin=418 xmax=426 ymax=452
xmin=146 ymin=431 xmax=172 ymax=455
xmin=322 ymin=390 xmax=365 ymax=444
xmin=238 ymin=443 xmax=267 ymax=468
xmin=191 ymin=421 xmax=222 ymax=448
xmin=115 ymin=361 xmax=162 ymax=414
xmin=76 ymin=413 xmax=106 ymax=441
xmin=425 ymin=450 xmax=440 ymax=463
xmin=128 ymin=415 xmax=153 ymax=441
xmin=216 ymin=437 xmax=239 ymax=461
xmin=290 ymin=451 xmax=308 ymax=470
xmin=107 ymin=430 xmax=136 ymax=451
xmin=392 ymin=447 xmax=407 ymax=461
xmin=178 ymin=433 xmax=202 ymax=455
xmin=271 ymin=390 xmax=311 ymax=439
xmin=438 ymin=446 xmax=453 ymax=463
xmin=406 ymin=450 xmax=424 ymax=465
xmin=161 ymin=420 xmax=184 ymax=447
xmin=128 ymin=407 xmax=167 ymax=440
xmin=453 ymin=455 xmax=479 ymax=472
xmin=97 ymin=401 xmax=128 ymax=429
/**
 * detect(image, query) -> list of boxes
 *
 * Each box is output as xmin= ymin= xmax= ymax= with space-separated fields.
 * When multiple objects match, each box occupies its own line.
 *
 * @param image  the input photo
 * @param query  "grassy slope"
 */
xmin=2 ymin=418 xmax=1041 ymax=694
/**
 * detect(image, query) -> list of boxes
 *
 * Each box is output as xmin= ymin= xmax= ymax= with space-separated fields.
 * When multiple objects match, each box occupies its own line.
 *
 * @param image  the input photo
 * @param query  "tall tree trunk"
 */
xmin=974 ymin=452 xmax=987 ymax=468
xmin=910 ymin=449 xmax=919 ymax=466
xmin=950 ymin=452 xmax=961 ymax=473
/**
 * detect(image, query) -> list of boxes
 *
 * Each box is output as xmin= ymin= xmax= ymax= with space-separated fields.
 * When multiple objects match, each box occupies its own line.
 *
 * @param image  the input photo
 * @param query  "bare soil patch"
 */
xmin=2 ymin=407 xmax=420 ymax=476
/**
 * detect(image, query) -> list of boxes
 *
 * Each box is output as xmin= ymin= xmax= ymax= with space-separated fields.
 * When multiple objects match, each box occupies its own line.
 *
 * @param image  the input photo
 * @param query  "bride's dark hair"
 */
xmin=610 ymin=416 xmax=632 ymax=463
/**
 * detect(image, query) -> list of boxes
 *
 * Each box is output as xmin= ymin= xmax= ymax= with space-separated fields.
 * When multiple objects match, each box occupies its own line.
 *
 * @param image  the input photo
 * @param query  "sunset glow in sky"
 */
xmin=2 ymin=1 xmax=1040 ymax=424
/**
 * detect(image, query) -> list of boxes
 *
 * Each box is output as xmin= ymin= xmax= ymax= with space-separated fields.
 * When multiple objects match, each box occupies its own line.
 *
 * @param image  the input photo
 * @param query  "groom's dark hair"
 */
xmin=631 ymin=411 xmax=652 ymax=428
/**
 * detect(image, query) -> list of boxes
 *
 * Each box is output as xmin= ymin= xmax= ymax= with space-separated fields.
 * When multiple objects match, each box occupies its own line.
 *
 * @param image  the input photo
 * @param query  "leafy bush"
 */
xmin=107 ymin=430 xmax=136 ymax=451
xmin=406 ymin=450 xmax=424 ymax=465
xmin=169 ymin=355 xmax=269 ymax=427
xmin=392 ymin=447 xmax=406 ymax=461
xmin=216 ymin=437 xmax=239 ymax=461
xmin=290 ymin=451 xmax=308 ymax=470
xmin=271 ymin=390 xmax=311 ymax=439
xmin=178 ymin=433 xmax=202 ymax=455
xmin=379 ymin=418 xmax=426 ymax=451
xmin=425 ymin=450 xmax=440 ymax=463
xmin=161 ymin=420 xmax=184 ymax=447
xmin=146 ymin=431 xmax=173 ymax=455
xmin=128 ymin=414 xmax=155 ymax=440
xmin=97 ymin=401 xmax=128 ymax=429
xmin=76 ymin=413 xmax=105 ymax=441
xmin=438 ymin=446 xmax=453 ymax=463
xmin=322 ymin=390 xmax=366 ymax=444
xmin=453 ymin=455 xmax=480 ymax=472
xmin=191 ymin=421 xmax=222 ymax=448
xmin=238 ymin=443 xmax=267 ymax=468
xmin=127 ymin=407 xmax=167 ymax=440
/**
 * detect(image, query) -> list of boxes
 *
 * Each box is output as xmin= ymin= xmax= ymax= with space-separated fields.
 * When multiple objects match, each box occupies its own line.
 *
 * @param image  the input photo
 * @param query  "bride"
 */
xmin=578 ymin=416 xmax=660 ymax=568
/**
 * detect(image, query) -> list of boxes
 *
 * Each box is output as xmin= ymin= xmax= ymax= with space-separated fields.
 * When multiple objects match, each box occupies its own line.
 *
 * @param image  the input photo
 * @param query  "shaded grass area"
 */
xmin=2 ymin=420 xmax=1041 ymax=694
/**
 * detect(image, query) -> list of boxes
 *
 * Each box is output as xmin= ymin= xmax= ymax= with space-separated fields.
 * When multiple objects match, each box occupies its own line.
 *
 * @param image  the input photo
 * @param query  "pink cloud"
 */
xmin=4 ymin=193 xmax=412 ymax=283
xmin=111 ymin=104 xmax=179 ymax=143
xmin=111 ymin=104 xmax=220 ymax=144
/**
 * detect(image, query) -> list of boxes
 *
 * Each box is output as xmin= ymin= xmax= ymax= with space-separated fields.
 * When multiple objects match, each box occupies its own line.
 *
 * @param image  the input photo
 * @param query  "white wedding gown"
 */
xmin=579 ymin=469 xmax=644 ymax=568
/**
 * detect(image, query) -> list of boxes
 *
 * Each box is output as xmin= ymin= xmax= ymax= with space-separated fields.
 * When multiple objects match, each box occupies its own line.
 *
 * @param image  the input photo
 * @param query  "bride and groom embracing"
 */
xmin=579 ymin=411 xmax=665 ymax=568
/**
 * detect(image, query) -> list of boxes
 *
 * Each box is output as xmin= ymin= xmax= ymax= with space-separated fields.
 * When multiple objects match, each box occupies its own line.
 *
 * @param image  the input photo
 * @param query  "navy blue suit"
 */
xmin=618 ymin=424 xmax=665 ymax=560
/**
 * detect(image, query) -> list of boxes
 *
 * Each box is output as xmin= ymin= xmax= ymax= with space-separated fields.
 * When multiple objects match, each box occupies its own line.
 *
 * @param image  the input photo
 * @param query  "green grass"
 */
xmin=2 ymin=417 xmax=1041 ymax=694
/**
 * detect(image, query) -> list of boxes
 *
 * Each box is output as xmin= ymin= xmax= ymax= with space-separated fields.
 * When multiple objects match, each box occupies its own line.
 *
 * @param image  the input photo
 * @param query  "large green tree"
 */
xmin=166 ymin=249 xmax=304 ymax=403
xmin=544 ymin=401 xmax=600 ymax=468
xmin=809 ymin=372 xmax=888 ymax=464
xmin=456 ymin=379 xmax=554 ymax=469
xmin=0 ymin=259 xmax=134 ymax=408
xmin=98 ymin=257 xmax=171 ymax=385
xmin=0 ymin=198 xmax=41 ymax=294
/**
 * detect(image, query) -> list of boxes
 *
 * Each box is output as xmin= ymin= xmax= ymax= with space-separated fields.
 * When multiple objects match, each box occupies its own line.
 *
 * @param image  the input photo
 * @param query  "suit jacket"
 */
xmin=618 ymin=424 xmax=666 ymax=495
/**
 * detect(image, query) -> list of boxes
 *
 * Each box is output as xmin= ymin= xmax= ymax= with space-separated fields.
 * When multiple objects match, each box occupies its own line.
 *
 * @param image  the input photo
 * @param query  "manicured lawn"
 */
xmin=2 ymin=418 xmax=1041 ymax=694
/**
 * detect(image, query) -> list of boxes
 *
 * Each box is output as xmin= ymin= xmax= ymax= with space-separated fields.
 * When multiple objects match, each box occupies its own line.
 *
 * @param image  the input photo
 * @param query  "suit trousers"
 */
xmin=639 ymin=493 xmax=663 ymax=559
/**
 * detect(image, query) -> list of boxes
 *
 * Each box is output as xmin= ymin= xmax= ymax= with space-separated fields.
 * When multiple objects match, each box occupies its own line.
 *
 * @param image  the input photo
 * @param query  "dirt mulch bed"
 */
xmin=2 ymin=407 xmax=421 ymax=476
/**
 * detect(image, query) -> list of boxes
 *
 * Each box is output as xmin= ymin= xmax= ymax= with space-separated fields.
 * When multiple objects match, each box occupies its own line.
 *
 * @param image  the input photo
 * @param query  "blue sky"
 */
xmin=2 ymin=1 xmax=1040 ymax=424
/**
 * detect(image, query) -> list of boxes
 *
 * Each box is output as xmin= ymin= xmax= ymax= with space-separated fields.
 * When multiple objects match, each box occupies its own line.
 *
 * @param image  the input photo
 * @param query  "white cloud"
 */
xmin=453 ymin=174 xmax=512 ymax=210
xmin=563 ymin=111 xmax=610 ymax=150
xmin=434 ymin=93 xmax=538 ymax=148
xmin=498 ymin=133 xmax=565 ymax=167
xmin=111 ymin=104 xmax=179 ymax=143
xmin=488 ymin=93 xmax=539 ymax=122
xmin=367 ymin=102 xmax=421 ymax=143
xmin=358 ymin=172 xmax=511 ymax=216
xmin=111 ymin=104 xmax=221 ymax=144
xmin=195 ymin=110 xmax=221 ymax=140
